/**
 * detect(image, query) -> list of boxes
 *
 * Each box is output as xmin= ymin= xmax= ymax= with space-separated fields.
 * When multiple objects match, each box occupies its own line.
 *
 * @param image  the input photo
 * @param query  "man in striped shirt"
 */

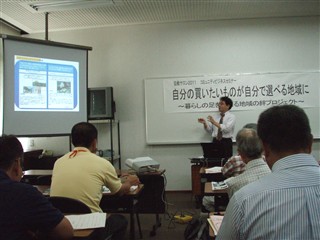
xmin=217 ymin=105 xmax=320 ymax=240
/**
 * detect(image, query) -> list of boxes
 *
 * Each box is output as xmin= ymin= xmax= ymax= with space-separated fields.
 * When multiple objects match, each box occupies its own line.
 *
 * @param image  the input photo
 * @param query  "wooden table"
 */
xmin=204 ymin=182 xmax=229 ymax=212
xmin=32 ymin=169 xmax=148 ymax=239
xmin=200 ymin=167 xmax=225 ymax=183
xmin=22 ymin=170 xmax=53 ymax=184
xmin=190 ymin=158 xmax=227 ymax=206
xmin=73 ymin=229 xmax=95 ymax=238
xmin=116 ymin=169 xmax=166 ymax=237
xmin=100 ymin=184 xmax=144 ymax=240
xmin=35 ymin=184 xmax=144 ymax=240
xmin=204 ymin=182 xmax=228 ymax=195
xmin=23 ymin=169 xmax=53 ymax=176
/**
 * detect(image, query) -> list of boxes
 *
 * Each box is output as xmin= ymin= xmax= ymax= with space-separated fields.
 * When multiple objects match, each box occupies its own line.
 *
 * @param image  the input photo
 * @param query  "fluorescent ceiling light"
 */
xmin=27 ymin=0 xmax=116 ymax=13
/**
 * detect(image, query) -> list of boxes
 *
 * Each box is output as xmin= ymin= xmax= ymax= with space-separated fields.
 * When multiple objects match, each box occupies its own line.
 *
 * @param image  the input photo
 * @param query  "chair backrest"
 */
xmin=36 ymin=175 xmax=52 ymax=185
xmin=49 ymin=196 xmax=91 ymax=214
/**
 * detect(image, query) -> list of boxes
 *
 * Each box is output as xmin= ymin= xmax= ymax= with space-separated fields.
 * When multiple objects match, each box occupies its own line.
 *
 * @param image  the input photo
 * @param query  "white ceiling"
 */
xmin=1 ymin=0 xmax=319 ymax=34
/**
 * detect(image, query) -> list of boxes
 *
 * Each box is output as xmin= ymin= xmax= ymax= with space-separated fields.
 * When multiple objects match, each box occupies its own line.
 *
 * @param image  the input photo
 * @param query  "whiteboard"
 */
xmin=144 ymin=72 xmax=320 ymax=144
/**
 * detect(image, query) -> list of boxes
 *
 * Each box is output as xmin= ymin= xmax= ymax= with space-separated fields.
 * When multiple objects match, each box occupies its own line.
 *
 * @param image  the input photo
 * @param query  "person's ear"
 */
xmin=90 ymin=138 xmax=98 ymax=153
xmin=262 ymin=143 xmax=270 ymax=159
xmin=307 ymin=134 xmax=313 ymax=154
xmin=262 ymin=142 xmax=274 ymax=168
xmin=12 ymin=159 xmax=22 ymax=181
xmin=238 ymin=151 xmax=247 ymax=163
xmin=13 ymin=160 xmax=19 ymax=174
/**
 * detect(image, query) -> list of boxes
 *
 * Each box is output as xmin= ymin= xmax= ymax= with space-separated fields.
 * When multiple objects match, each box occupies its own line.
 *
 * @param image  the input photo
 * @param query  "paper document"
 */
xmin=66 ymin=212 xmax=106 ymax=230
xmin=208 ymin=215 xmax=224 ymax=235
xmin=205 ymin=166 xmax=222 ymax=173
xmin=130 ymin=185 xmax=138 ymax=191
xmin=102 ymin=185 xmax=137 ymax=193
xmin=211 ymin=181 xmax=228 ymax=190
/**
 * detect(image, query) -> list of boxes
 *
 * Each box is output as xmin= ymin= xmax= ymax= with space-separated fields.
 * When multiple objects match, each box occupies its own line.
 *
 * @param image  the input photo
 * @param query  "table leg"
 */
xmin=130 ymin=211 xmax=135 ymax=240
xmin=136 ymin=213 xmax=143 ymax=239
xmin=150 ymin=214 xmax=161 ymax=237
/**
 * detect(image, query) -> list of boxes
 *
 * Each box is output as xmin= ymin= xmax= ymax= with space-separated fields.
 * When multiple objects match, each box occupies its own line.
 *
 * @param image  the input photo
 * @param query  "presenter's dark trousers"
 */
xmin=213 ymin=137 xmax=233 ymax=160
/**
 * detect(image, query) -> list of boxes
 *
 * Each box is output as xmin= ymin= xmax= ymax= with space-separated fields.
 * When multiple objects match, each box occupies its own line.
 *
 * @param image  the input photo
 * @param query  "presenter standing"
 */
xmin=198 ymin=96 xmax=235 ymax=158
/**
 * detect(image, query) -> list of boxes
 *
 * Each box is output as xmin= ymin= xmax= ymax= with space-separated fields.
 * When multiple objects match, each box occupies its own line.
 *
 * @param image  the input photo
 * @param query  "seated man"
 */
xmin=221 ymin=155 xmax=245 ymax=178
xmin=0 ymin=135 xmax=73 ymax=240
xmin=221 ymin=123 xmax=258 ymax=178
xmin=202 ymin=124 xmax=271 ymax=212
xmin=217 ymin=105 xmax=320 ymax=239
xmin=50 ymin=122 xmax=140 ymax=240
xmin=224 ymin=127 xmax=271 ymax=198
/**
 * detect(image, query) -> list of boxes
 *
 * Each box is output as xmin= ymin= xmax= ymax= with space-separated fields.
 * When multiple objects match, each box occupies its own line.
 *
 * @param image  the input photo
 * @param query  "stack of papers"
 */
xmin=205 ymin=166 xmax=222 ymax=174
xmin=102 ymin=185 xmax=138 ymax=193
xmin=211 ymin=181 xmax=228 ymax=190
xmin=207 ymin=215 xmax=224 ymax=235
xmin=65 ymin=212 xmax=106 ymax=230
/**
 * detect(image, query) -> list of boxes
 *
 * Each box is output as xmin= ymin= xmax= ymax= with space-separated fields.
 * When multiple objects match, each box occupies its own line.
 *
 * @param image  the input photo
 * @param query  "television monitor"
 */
xmin=88 ymin=87 xmax=115 ymax=120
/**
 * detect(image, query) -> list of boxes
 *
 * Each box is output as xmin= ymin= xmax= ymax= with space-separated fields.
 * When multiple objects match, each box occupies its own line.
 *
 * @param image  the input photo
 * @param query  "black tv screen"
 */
xmin=88 ymin=87 xmax=114 ymax=120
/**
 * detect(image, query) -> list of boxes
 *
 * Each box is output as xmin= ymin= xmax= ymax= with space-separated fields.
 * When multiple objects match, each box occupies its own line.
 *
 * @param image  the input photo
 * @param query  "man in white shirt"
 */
xmin=198 ymin=96 xmax=236 ymax=159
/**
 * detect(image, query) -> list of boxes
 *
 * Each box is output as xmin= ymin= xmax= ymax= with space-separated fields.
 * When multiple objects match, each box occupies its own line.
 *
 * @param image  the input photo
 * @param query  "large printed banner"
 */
xmin=163 ymin=72 xmax=319 ymax=113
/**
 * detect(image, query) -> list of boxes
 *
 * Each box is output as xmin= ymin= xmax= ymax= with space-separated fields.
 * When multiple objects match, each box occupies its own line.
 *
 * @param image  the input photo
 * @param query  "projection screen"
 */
xmin=1 ymin=35 xmax=92 ymax=136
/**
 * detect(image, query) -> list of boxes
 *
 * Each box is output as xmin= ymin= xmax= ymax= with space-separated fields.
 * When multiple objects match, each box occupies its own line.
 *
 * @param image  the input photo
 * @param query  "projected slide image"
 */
xmin=14 ymin=55 xmax=79 ymax=112
xmin=57 ymin=81 xmax=71 ymax=93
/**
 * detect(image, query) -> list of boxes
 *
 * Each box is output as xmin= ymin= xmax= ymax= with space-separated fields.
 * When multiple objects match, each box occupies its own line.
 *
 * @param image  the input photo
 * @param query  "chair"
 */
xmin=36 ymin=175 xmax=52 ymax=185
xmin=100 ymin=195 xmax=143 ymax=239
xmin=48 ymin=196 xmax=91 ymax=214
xmin=48 ymin=197 xmax=94 ymax=239
xmin=48 ymin=197 xmax=112 ymax=240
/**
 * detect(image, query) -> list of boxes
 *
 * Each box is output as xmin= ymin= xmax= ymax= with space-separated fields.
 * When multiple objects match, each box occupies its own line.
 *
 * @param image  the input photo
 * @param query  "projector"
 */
xmin=125 ymin=157 xmax=160 ymax=173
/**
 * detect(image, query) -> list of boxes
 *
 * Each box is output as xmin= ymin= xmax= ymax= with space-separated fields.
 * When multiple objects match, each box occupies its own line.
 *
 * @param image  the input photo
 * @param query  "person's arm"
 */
xmin=116 ymin=174 xmax=140 ymax=196
xmin=222 ymin=156 xmax=246 ymax=178
xmin=49 ymin=217 xmax=73 ymax=240
xmin=19 ymin=185 xmax=73 ymax=240
xmin=221 ymin=113 xmax=236 ymax=133
xmin=224 ymin=177 xmax=235 ymax=199
xmin=216 ymin=195 xmax=242 ymax=240
xmin=199 ymin=117 xmax=215 ymax=134
xmin=198 ymin=118 xmax=208 ymax=129
xmin=207 ymin=115 xmax=219 ymax=129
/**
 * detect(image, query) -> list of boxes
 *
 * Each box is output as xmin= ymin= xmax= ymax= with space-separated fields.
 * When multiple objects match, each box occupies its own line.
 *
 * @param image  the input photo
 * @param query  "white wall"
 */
xmin=27 ymin=16 xmax=320 ymax=190
xmin=0 ymin=22 xmax=20 ymax=35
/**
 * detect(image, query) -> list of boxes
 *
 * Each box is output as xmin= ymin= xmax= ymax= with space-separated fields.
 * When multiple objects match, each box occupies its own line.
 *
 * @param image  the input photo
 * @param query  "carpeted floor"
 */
xmin=123 ymin=191 xmax=203 ymax=240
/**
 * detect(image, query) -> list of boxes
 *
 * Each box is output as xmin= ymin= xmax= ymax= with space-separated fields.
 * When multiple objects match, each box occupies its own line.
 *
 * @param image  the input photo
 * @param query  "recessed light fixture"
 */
xmin=22 ymin=0 xmax=117 ymax=13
